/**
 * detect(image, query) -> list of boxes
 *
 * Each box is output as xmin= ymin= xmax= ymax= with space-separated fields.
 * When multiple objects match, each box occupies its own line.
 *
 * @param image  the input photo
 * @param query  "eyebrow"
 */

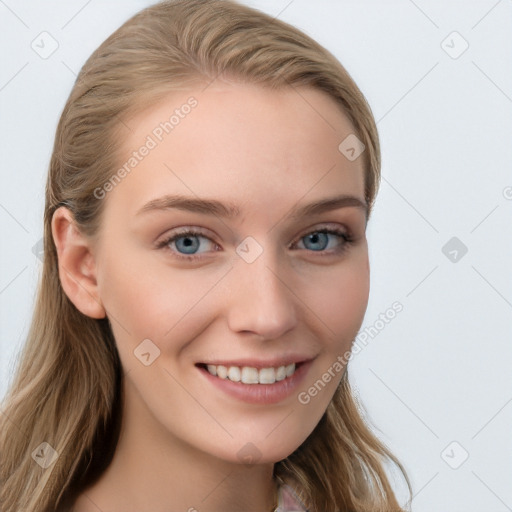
xmin=136 ymin=193 xmax=367 ymax=219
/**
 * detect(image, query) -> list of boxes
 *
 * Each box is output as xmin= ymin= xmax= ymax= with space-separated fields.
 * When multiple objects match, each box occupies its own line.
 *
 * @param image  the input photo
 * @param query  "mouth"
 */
xmin=195 ymin=358 xmax=314 ymax=404
xmin=195 ymin=361 xmax=303 ymax=385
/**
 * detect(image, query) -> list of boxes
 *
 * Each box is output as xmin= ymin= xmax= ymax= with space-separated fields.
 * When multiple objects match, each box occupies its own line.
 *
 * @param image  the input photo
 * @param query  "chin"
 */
xmin=208 ymin=433 xmax=311 ymax=467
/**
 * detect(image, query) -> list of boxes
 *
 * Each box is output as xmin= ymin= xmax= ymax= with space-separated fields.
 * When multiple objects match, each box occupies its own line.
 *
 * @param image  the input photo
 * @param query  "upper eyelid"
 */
xmin=161 ymin=223 xmax=348 ymax=238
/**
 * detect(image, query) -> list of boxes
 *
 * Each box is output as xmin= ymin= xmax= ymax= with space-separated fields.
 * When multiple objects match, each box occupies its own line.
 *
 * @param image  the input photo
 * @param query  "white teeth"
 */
xmin=275 ymin=366 xmax=286 ymax=381
xmin=241 ymin=366 xmax=259 ymax=384
xmin=216 ymin=365 xmax=228 ymax=379
xmin=227 ymin=366 xmax=241 ymax=382
xmin=205 ymin=363 xmax=297 ymax=384
xmin=285 ymin=363 xmax=295 ymax=377
xmin=259 ymin=367 xmax=276 ymax=384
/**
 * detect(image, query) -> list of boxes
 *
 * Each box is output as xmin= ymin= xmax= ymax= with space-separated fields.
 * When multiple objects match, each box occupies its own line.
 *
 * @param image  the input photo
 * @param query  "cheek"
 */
xmin=96 ymin=246 xmax=223 ymax=367
xmin=293 ymin=257 xmax=369 ymax=425
xmin=332 ymin=264 xmax=369 ymax=338
xmin=96 ymin=245 xmax=168 ymax=362
xmin=299 ymin=253 xmax=370 ymax=346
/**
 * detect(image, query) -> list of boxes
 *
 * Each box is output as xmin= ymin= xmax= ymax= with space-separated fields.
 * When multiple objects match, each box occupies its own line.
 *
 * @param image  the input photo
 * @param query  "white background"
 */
xmin=1 ymin=1 xmax=511 ymax=510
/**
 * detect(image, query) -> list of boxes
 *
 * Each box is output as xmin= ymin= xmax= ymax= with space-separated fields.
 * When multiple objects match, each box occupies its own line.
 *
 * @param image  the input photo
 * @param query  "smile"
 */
xmin=204 ymin=363 xmax=297 ymax=384
xmin=196 ymin=359 xmax=313 ymax=405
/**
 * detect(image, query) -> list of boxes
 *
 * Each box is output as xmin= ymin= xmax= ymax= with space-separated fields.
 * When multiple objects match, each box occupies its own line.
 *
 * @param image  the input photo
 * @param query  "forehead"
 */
xmin=105 ymin=81 xmax=366 ymax=220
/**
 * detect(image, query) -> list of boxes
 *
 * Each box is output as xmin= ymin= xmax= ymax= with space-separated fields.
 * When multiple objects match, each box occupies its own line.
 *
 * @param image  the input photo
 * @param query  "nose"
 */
xmin=224 ymin=248 xmax=298 ymax=340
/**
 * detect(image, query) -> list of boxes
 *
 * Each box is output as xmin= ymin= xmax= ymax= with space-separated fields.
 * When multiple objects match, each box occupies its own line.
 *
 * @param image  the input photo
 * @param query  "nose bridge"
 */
xmin=225 ymin=241 xmax=298 ymax=339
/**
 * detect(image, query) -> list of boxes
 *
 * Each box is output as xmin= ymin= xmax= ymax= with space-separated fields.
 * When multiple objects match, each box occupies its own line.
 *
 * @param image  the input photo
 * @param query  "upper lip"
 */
xmin=196 ymin=355 xmax=316 ymax=369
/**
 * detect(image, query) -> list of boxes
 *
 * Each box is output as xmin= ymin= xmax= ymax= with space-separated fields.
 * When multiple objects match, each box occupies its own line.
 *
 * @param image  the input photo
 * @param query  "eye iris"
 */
xmin=176 ymin=235 xmax=200 ymax=254
xmin=304 ymin=232 xmax=328 ymax=251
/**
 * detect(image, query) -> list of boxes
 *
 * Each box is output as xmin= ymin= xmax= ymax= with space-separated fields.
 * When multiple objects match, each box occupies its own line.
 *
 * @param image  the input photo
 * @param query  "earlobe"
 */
xmin=51 ymin=206 xmax=106 ymax=319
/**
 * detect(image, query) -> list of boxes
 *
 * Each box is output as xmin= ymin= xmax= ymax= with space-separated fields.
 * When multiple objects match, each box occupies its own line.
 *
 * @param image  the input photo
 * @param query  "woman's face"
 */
xmin=93 ymin=80 xmax=370 ymax=464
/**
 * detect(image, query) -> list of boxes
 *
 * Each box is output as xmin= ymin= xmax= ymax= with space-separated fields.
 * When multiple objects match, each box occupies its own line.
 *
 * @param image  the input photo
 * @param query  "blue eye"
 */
xmin=156 ymin=226 xmax=354 ymax=261
xmin=157 ymin=229 xmax=217 ymax=260
xmin=299 ymin=231 xmax=343 ymax=252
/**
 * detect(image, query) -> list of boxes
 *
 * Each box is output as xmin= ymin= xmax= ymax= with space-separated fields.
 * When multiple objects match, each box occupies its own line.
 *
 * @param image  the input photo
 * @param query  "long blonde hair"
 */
xmin=0 ymin=1 xmax=412 ymax=510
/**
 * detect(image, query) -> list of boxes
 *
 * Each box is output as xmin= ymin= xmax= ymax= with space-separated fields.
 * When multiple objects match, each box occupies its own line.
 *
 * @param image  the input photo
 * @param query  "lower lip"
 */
xmin=197 ymin=361 xmax=313 ymax=405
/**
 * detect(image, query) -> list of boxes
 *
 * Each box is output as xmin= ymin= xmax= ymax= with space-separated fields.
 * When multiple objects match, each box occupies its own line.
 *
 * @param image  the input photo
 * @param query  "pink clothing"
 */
xmin=276 ymin=484 xmax=309 ymax=511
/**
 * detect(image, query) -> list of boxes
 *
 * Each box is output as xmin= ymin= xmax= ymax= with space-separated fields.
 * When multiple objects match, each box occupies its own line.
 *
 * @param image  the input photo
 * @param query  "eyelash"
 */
xmin=155 ymin=226 xmax=355 ymax=262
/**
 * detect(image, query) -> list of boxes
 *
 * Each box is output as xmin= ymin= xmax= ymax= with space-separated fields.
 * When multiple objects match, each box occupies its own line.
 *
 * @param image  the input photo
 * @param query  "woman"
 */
xmin=0 ymin=1 xmax=412 ymax=510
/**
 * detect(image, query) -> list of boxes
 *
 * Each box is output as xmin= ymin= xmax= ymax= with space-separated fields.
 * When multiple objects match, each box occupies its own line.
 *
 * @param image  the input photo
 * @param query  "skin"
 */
xmin=52 ymin=80 xmax=370 ymax=512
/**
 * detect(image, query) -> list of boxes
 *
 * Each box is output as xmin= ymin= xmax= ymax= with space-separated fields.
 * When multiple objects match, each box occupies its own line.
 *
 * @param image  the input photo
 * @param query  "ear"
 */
xmin=51 ymin=206 xmax=106 ymax=319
